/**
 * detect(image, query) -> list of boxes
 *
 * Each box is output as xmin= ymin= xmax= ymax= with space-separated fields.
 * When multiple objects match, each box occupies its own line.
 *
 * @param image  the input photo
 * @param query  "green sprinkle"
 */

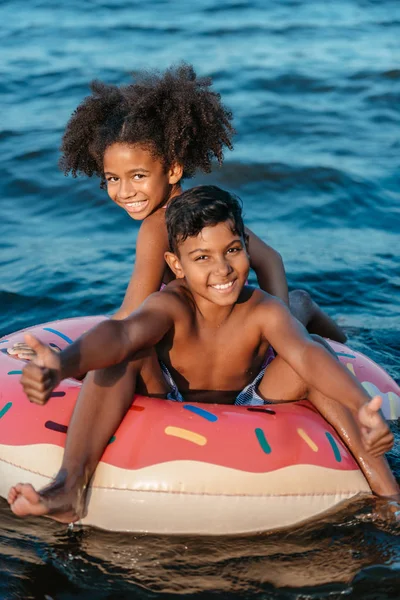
xmin=255 ymin=428 xmax=271 ymax=454
xmin=0 ymin=402 xmax=12 ymax=419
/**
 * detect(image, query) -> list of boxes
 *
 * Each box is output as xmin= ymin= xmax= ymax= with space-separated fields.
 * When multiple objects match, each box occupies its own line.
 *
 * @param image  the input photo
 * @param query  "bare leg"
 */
xmin=289 ymin=289 xmax=347 ymax=343
xmin=257 ymin=355 xmax=400 ymax=498
xmin=310 ymin=333 xmax=337 ymax=358
xmin=8 ymin=351 xmax=170 ymax=522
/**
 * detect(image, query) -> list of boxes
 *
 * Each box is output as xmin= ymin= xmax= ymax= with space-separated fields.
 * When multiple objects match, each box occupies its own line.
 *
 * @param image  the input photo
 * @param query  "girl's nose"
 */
xmin=118 ymin=180 xmax=136 ymax=200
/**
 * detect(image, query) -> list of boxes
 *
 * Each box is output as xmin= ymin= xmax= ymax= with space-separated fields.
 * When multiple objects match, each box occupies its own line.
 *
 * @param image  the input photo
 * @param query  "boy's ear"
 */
xmin=164 ymin=251 xmax=185 ymax=278
xmin=168 ymin=162 xmax=183 ymax=185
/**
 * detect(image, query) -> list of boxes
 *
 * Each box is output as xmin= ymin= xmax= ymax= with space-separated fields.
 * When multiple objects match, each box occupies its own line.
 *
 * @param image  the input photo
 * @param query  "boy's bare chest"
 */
xmin=158 ymin=318 xmax=267 ymax=390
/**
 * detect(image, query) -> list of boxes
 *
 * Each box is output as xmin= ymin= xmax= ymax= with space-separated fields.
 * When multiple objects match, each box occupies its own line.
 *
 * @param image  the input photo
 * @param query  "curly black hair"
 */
xmin=59 ymin=64 xmax=235 ymax=184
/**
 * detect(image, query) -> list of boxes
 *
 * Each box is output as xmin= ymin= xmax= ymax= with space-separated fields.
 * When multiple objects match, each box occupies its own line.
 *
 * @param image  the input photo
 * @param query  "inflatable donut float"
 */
xmin=0 ymin=317 xmax=399 ymax=534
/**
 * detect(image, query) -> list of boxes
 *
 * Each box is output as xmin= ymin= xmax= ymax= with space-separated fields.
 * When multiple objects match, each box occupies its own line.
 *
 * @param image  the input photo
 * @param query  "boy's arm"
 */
xmin=113 ymin=215 xmax=170 ymax=319
xmin=21 ymin=294 xmax=175 ymax=404
xmin=259 ymin=297 xmax=379 ymax=414
xmin=245 ymin=227 xmax=289 ymax=305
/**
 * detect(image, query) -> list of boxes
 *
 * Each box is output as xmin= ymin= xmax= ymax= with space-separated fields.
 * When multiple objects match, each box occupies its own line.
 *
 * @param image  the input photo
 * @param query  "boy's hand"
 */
xmin=358 ymin=396 xmax=394 ymax=457
xmin=20 ymin=334 xmax=62 ymax=405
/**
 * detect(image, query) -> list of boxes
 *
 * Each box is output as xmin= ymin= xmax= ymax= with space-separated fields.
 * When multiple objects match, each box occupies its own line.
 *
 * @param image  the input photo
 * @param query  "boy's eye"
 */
xmin=227 ymin=246 xmax=242 ymax=254
xmin=195 ymin=255 xmax=208 ymax=261
xmin=133 ymin=173 xmax=145 ymax=180
xmin=106 ymin=176 xmax=119 ymax=183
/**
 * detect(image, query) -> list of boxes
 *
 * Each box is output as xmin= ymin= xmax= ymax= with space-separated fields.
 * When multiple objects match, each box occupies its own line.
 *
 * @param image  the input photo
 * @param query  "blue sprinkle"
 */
xmin=0 ymin=340 xmax=9 ymax=344
xmin=43 ymin=327 xmax=73 ymax=344
xmin=183 ymin=404 xmax=218 ymax=422
xmin=0 ymin=402 xmax=12 ymax=419
xmin=335 ymin=352 xmax=356 ymax=359
xmin=325 ymin=432 xmax=342 ymax=462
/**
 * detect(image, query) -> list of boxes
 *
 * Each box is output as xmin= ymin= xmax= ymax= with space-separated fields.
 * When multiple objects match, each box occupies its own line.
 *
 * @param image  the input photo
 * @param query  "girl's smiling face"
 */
xmin=103 ymin=143 xmax=182 ymax=220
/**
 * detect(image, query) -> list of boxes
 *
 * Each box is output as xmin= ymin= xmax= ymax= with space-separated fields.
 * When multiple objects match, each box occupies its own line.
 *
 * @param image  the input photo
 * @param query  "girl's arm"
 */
xmin=113 ymin=213 xmax=171 ymax=319
xmin=245 ymin=227 xmax=289 ymax=305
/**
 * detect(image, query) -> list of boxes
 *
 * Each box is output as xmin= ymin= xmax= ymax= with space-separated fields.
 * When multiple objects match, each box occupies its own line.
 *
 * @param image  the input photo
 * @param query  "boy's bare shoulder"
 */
xmin=241 ymin=286 xmax=288 ymax=319
xmin=145 ymin=280 xmax=194 ymax=316
xmin=240 ymin=286 xmax=278 ymax=306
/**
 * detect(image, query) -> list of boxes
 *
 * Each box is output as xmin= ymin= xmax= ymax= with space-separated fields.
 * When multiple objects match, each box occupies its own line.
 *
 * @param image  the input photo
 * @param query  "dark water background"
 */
xmin=1 ymin=0 xmax=399 ymax=598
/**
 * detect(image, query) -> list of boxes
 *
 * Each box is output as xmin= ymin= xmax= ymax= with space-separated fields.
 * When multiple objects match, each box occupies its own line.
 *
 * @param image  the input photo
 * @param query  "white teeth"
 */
xmin=126 ymin=201 xmax=146 ymax=207
xmin=212 ymin=281 xmax=234 ymax=290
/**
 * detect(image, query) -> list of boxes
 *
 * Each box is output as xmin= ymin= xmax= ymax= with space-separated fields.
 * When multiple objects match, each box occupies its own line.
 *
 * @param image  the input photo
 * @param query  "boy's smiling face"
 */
xmin=103 ymin=143 xmax=182 ymax=220
xmin=166 ymin=220 xmax=250 ymax=306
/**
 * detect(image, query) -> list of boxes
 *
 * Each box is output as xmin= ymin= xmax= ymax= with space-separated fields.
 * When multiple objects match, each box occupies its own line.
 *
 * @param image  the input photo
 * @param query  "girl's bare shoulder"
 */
xmin=136 ymin=208 xmax=168 ymax=251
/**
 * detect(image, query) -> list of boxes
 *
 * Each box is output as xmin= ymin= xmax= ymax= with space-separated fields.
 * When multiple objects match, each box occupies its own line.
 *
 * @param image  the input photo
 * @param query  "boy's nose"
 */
xmin=214 ymin=257 xmax=233 ymax=275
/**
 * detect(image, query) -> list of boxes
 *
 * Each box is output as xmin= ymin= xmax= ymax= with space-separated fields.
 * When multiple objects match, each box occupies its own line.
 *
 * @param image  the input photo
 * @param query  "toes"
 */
xmin=18 ymin=483 xmax=41 ymax=505
xmin=7 ymin=487 xmax=18 ymax=504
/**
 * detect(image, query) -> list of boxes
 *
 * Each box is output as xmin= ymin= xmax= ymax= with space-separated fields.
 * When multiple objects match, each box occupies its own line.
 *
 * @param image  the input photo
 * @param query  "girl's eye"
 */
xmin=195 ymin=255 xmax=208 ymax=261
xmin=133 ymin=174 xmax=145 ymax=180
xmin=106 ymin=176 xmax=119 ymax=183
xmin=227 ymin=247 xmax=241 ymax=254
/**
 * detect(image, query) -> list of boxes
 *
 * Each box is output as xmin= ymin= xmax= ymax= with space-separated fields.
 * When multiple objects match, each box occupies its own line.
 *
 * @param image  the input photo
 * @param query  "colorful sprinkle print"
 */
xmin=247 ymin=407 xmax=276 ymax=415
xmin=183 ymin=404 xmax=218 ymax=422
xmin=0 ymin=402 xmax=12 ymax=419
xmin=0 ymin=340 xmax=9 ymax=344
xmin=45 ymin=420 xmax=68 ymax=434
xmin=49 ymin=343 xmax=62 ymax=351
xmin=388 ymin=392 xmax=398 ymax=420
xmin=325 ymin=432 xmax=341 ymax=462
xmin=255 ymin=428 xmax=271 ymax=454
xmin=297 ymin=428 xmax=318 ymax=452
xmin=43 ymin=327 xmax=73 ymax=344
xmin=346 ymin=362 xmax=356 ymax=375
xmin=165 ymin=426 xmax=207 ymax=446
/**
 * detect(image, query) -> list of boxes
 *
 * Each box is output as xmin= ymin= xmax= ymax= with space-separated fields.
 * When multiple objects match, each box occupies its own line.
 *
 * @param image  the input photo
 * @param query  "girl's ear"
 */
xmin=164 ymin=251 xmax=185 ymax=278
xmin=168 ymin=162 xmax=183 ymax=185
xmin=245 ymin=232 xmax=250 ymax=252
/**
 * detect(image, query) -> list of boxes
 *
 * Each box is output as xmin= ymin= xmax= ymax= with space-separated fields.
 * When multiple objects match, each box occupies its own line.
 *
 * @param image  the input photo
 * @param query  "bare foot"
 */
xmin=7 ymin=473 xmax=86 ymax=523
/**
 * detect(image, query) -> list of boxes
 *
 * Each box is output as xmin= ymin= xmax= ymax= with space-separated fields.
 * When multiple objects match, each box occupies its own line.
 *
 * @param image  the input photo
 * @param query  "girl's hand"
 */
xmin=358 ymin=396 xmax=394 ymax=457
xmin=20 ymin=335 xmax=62 ymax=405
xmin=8 ymin=342 xmax=38 ymax=360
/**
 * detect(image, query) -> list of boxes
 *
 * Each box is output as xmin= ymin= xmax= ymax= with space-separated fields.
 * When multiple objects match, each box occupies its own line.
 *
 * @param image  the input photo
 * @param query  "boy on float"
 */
xmin=8 ymin=186 xmax=398 ymax=523
xmin=8 ymin=64 xmax=345 ymax=363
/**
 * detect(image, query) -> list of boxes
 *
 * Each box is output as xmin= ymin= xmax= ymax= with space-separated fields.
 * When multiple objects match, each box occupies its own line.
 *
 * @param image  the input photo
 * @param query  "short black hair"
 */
xmin=59 ymin=64 xmax=235 ymax=185
xmin=166 ymin=185 xmax=245 ymax=254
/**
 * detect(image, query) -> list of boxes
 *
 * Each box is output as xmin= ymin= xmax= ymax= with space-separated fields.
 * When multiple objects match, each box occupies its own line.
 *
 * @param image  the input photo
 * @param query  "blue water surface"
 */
xmin=1 ymin=0 xmax=399 ymax=598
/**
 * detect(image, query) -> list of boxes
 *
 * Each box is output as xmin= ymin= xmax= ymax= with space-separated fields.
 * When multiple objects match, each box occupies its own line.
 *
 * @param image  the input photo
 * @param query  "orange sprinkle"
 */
xmin=346 ymin=362 xmax=355 ymax=375
xmin=165 ymin=426 xmax=207 ymax=446
xmin=297 ymin=428 xmax=318 ymax=452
